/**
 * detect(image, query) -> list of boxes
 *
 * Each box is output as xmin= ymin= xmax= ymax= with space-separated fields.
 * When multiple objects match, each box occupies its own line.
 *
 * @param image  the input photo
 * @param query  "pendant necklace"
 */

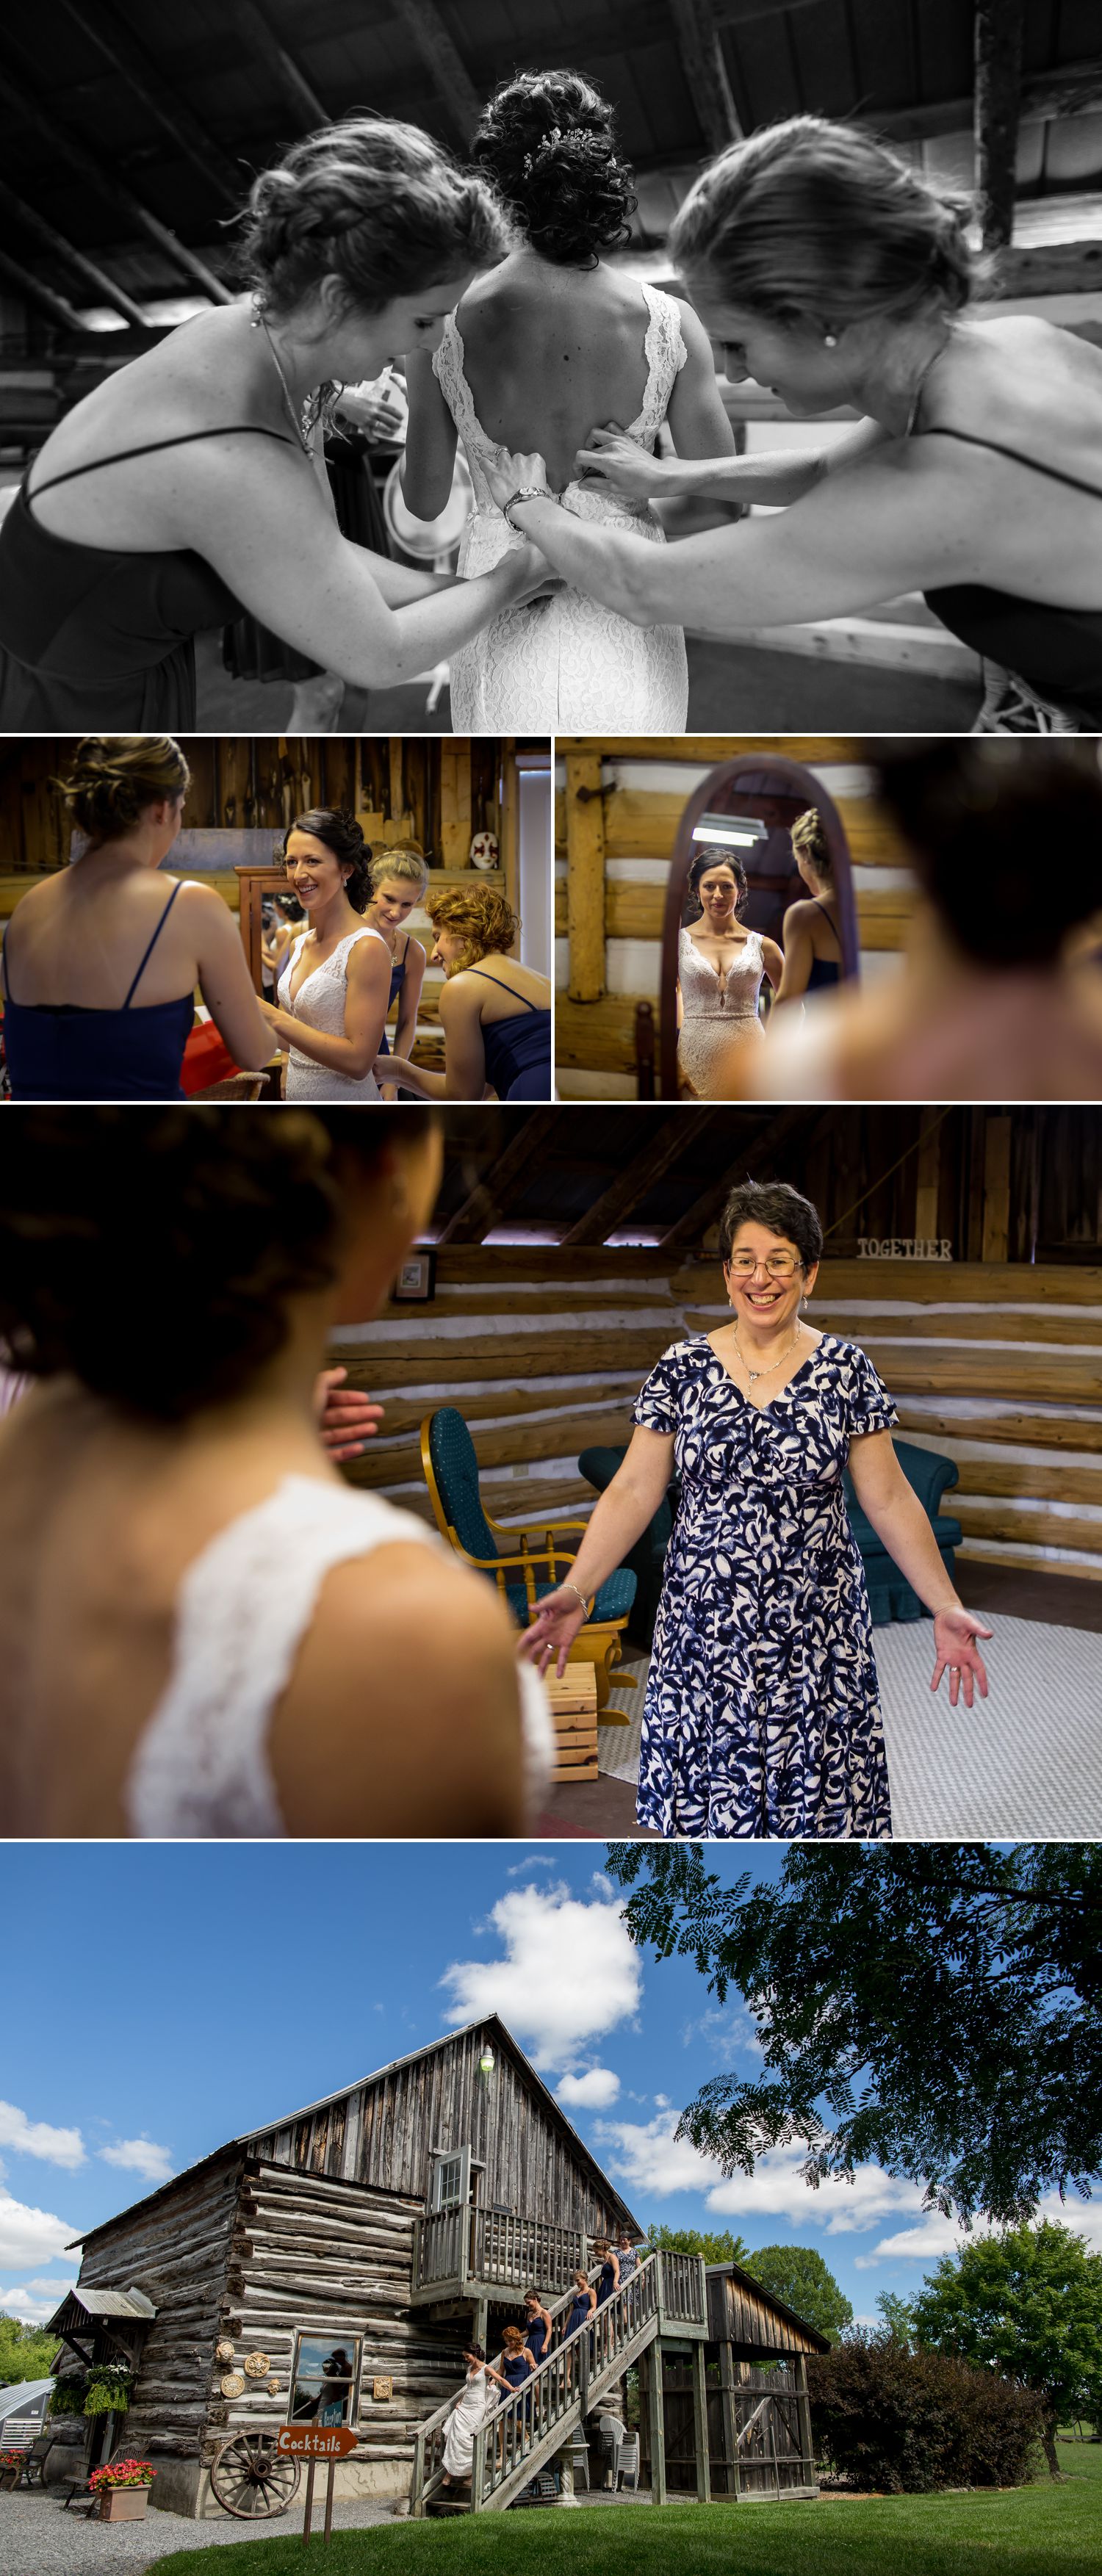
xmin=732 ymin=1318 xmax=804 ymax=1387
xmin=256 ymin=313 xmax=313 ymax=457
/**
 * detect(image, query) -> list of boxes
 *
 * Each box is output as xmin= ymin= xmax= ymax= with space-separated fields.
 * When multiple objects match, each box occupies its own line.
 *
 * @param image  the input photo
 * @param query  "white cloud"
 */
xmin=440 ymin=1880 xmax=643 ymax=2072
xmin=597 ymin=2110 xmax=721 ymax=2198
xmin=0 ymin=2101 xmax=85 ymax=2171
xmin=0 ymin=2276 xmax=76 ymax=2323
xmin=0 ymin=2190 xmax=75 ymax=2271
xmin=556 ymin=2068 xmax=622 ymax=2110
xmin=681 ymin=2005 xmax=763 ymax=2063
xmin=98 ymin=2137 xmax=174 ymax=2185
xmin=506 ymin=1855 xmax=557 ymax=1876
xmin=598 ymin=2113 xmax=924 ymax=2239
xmin=857 ymin=2186 xmax=1102 ymax=2269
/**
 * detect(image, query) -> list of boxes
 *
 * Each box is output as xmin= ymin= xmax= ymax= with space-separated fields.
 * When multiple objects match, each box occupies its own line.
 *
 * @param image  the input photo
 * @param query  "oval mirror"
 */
xmin=658 ymin=754 xmax=859 ymax=1100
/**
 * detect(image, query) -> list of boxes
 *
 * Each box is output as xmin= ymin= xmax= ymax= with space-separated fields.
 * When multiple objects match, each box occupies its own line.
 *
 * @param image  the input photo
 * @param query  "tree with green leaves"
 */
xmin=0 ymin=2316 xmax=60 ymax=2386
xmin=645 ymin=2223 xmax=750 ymax=2266
xmin=913 ymin=2220 xmax=1102 ymax=2478
xmin=743 ymin=2244 xmax=852 ymax=2343
xmin=876 ymin=2290 xmax=918 ymax=2349
xmin=605 ymin=1842 xmax=1101 ymax=2225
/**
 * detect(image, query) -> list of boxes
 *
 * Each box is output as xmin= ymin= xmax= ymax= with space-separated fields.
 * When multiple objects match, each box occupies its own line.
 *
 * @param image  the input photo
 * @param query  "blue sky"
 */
xmin=1 ymin=1842 xmax=1094 ymax=2334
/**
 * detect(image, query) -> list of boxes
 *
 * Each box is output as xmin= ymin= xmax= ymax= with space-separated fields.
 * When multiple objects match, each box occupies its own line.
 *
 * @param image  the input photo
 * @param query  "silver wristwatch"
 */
xmin=503 ymin=486 xmax=554 ymax=531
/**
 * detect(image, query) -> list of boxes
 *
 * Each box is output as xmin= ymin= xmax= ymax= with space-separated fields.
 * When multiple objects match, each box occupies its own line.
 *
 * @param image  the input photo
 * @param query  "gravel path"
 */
xmin=0 ymin=2489 xmax=400 ymax=2572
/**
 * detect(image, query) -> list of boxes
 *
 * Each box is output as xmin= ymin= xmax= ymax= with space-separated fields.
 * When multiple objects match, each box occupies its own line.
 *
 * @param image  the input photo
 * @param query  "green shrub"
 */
xmin=808 ymin=2329 xmax=1044 ymax=2492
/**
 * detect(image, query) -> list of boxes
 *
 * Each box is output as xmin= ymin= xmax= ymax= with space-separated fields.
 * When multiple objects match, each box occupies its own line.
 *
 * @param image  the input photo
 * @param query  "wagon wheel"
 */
xmin=210 ymin=2431 xmax=301 ymax=2519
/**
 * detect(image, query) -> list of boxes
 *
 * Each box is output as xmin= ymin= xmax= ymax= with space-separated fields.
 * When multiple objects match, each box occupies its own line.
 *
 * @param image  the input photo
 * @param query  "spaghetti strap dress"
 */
xmin=805 ymin=900 xmax=842 ymax=994
xmin=375 ymin=934 xmax=408 ymax=1060
xmin=0 ymin=426 xmax=297 ymax=728
xmin=917 ymin=426 xmax=1102 ymax=727
xmin=276 ymin=926 xmax=388 ymax=1102
xmin=465 ymin=969 xmax=552 ymax=1100
xmin=633 ymin=1333 xmax=896 ymax=1840
xmin=1 ymin=880 xmax=193 ymax=1101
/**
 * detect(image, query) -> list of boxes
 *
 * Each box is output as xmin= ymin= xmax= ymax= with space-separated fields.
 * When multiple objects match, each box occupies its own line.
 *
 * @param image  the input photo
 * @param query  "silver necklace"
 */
xmin=732 ymin=1318 xmax=804 ymax=1387
xmin=257 ymin=316 xmax=312 ymax=457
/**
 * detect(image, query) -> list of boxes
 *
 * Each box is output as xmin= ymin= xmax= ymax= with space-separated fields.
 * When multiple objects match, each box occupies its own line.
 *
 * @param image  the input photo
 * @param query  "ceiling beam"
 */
xmin=392 ymin=0 xmax=483 ymax=148
xmin=561 ymin=1110 xmax=724 ymax=1246
xmin=658 ymin=1105 xmax=828 ymax=1250
xmin=0 ymin=242 xmax=84 ymax=333
xmin=667 ymin=0 xmax=742 ymax=152
xmin=218 ymin=0 xmax=329 ymax=129
xmin=0 ymin=176 xmax=151 ymax=330
xmin=853 ymin=56 xmax=1102 ymax=146
xmin=0 ymin=55 xmax=234 ymax=303
xmin=434 ymin=1109 xmax=563 ymax=1247
xmin=974 ymin=0 xmax=1026 ymax=253
xmin=56 ymin=0 xmax=245 ymax=204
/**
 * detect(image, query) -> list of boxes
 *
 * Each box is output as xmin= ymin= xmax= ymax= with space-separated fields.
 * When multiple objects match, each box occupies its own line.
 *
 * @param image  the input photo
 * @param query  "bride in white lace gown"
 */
xmin=677 ymin=851 xmax=783 ymax=1097
xmin=400 ymin=69 xmax=735 ymax=731
xmin=259 ymin=808 xmax=391 ymax=1101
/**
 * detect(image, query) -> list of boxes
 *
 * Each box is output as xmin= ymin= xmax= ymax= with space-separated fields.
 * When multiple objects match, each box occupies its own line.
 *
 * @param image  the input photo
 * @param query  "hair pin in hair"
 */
xmin=522 ymin=123 xmax=591 ymax=178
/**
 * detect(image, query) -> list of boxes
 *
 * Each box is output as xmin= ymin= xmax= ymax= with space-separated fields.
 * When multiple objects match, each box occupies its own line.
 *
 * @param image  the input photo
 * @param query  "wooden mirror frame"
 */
xmin=236 ymin=860 xmax=295 ymax=995
xmin=658 ymin=754 xmax=860 ymax=1100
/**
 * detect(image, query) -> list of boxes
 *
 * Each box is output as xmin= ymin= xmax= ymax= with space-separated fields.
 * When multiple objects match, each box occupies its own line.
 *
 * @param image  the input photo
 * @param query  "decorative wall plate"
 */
xmin=220 ymin=2373 xmax=245 ymax=2399
xmin=215 ymin=2340 xmax=236 ymax=2364
xmin=243 ymin=2353 xmax=270 ymax=2378
xmin=266 ymin=2378 xmax=281 ymax=2397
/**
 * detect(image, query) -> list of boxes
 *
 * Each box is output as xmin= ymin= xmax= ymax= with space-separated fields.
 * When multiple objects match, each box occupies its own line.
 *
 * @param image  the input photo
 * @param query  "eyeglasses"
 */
xmin=727 ymin=1251 xmax=803 ymax=1280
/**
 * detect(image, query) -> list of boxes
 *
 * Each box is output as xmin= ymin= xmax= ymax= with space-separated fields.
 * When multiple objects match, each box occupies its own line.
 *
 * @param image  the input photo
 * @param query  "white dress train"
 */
xmin=433 ymin=283 xmax=690 ymax=730
xmin=276 ymin=926 xmax=386 ymax=1101
xmin=442 ymin=2367 xmax=493 ymax=2479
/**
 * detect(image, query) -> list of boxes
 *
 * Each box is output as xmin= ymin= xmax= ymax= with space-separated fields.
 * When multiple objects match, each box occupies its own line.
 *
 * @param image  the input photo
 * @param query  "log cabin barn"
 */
xmin=0 ymin=734 xmax=551 ymax=1097
xmin=0 ymin=4 xmax=1098 ymax=730
xmin=552 ymin=732 xmax=1102 ymax=1099
xmin=43 ymin=2016 xmax=826 ymax=2520
xmin=334 ymin=1103 xmax=1102 ymax=1836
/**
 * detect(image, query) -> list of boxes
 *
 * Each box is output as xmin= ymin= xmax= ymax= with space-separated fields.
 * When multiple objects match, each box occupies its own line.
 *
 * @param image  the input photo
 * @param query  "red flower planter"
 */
xmin=98 ymin=2486 xmax=150 ymax=2522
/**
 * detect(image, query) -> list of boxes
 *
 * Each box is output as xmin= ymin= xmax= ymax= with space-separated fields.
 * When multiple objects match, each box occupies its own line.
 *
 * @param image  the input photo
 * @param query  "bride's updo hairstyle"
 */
xmin=669 ymin=116 xmax=982 ymax=331
xmin=876 ymin=739 xmax=1102 ymax=970
xmin=683 ymin=849 xmax=748 ymax=924
xmin=791 ymin=807 xmax=832 ymax=884
xmin=471 ymin=71 xmax=637 ymax=268
xmin=0 ymin=1108 xmax=435 ymax=1421
xmin=242 ymin=115 xmax=508 ymax=317
xmin=54 ymin=736 xmax=191 ymax=843
xmin=281 ymin=808 xmax=371 ymax=914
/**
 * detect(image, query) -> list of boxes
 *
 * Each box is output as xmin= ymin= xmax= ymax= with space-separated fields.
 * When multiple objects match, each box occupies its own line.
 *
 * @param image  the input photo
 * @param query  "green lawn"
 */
xmin=151 ymin=2440 xmax=1102 ymax=2576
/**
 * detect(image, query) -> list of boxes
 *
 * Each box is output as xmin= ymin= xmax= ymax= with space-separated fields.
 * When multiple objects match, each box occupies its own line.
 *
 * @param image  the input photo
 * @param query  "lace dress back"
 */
xmin=277 ymin=926 xmax=385 ymax=1100
xmin=125 ymin=1473 xmax=553 ymax=1835
xmin=433 ymin=281 xmax=689 ymax=729
xmin=677 ymin=928 xmax=766 ymax=1095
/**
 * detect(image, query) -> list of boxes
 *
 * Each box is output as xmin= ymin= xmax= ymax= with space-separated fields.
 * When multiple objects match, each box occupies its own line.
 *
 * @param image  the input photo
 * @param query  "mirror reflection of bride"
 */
xmin=677 ymin=850 xmax=782 ymax=1097
xmin=400 ymin=68 xmax=734 ymax=730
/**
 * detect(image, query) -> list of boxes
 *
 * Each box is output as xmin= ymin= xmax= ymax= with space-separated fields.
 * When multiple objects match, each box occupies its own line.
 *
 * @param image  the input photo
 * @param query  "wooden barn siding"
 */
xmin=706 ymin=2270 xmax=822 ymax=2357
xmin=251 ymin=2030 xmax=626 ymax=2237
xmin=74 ymin=2154 xmax=244 ymax=2460
xmin=218 ymin=2164 xmax=464 ymax=2469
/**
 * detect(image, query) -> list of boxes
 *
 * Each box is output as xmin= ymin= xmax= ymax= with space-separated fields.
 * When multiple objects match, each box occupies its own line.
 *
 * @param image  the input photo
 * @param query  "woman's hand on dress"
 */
xmin=576 ymin=424 xmax=664 ymax=499
xmin=931 ymin=1609 xmax=993 ymax=1707
xmin=501 ymin=539 xmax=563 ymax=609
xmin=484 ymin=449 xmax=554 ymax=515
xmin=314 ymin=1364 xmax=384 ymax=1461
xmin=519 ymin=1587 xmax=589 ymax=1678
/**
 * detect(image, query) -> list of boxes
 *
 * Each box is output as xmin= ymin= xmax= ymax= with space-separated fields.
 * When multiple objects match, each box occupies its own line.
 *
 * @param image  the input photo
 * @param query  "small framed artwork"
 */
xmin=372 ymin=2377 xmax=393 ymax=2403
xmin=394 ymin=1251 xmax=436 ymax=1303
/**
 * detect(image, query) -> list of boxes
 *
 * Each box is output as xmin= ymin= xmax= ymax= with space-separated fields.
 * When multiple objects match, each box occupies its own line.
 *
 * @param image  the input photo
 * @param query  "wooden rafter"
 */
xmin=434 ymin=1108 xmax=562 ymax=1246
xmin=865 ymin=54 xmax=1102 ymax=145
xmin=561 ymin=1109 xmax=724 ymax=1246
xmin=219 ymin=0 xmax=329 ymax=128
xmin=0 ymin=56 xmax=234 ymax=303
xmin=393 ymin=0 xmax=482 ymax=146
xmin=667 ymin=0 xmax=742 ymax=153
xmin=0 ymin=244 xmax=83 ymax=332
xmin=974 ymin=0 xmax=1026 ymax=253
xmin=56 ymin=0 xmax=245 ymax=203
xmin=0 ymin=175 xmax=150 ymax=329
xmin=658 ymin=1105 xmax=829 ymax=1249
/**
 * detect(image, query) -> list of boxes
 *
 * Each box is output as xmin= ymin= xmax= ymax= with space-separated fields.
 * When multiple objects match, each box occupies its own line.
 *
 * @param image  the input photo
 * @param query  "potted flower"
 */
xmin=0 ymin=2447 xmax=26 ymax=2490
xmin=88 ymin=2458 xmax=156 ymax=2522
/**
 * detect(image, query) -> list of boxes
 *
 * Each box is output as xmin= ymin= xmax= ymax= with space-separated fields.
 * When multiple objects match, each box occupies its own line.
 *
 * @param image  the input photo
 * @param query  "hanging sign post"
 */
xmin=276 ymin=2426 xmax=357 ymax=2546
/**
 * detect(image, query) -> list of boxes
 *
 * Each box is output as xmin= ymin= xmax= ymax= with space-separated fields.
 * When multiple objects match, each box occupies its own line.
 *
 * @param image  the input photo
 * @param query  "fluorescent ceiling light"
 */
xmin=691 ymin=815 xmax=766 ymax=848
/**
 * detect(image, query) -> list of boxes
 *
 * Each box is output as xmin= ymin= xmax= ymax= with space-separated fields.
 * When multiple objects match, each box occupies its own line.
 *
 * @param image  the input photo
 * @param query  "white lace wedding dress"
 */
xmin=276 ymin=926 xmax=385 ymax=1101
xmin=677 ymin=928 xmax=766 ymax=1096
xmin=433 ymin=281 xmax=690 ymax=729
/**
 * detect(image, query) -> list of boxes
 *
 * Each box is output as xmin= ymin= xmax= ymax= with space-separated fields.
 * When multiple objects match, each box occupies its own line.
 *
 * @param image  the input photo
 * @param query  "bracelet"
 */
xmin=503 ymin=486 xmax=555 ymax=532
xmin=561 ymin=1579 xmax=593 ymax=1620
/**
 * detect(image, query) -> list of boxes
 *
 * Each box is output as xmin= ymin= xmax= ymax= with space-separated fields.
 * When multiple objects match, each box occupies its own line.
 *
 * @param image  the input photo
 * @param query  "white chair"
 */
xmin=616 ymin=2432 xmax=641 ymax=2491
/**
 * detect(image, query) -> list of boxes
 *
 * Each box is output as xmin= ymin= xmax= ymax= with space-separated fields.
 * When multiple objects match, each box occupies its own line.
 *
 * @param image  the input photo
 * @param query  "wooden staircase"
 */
xmin=411 ymin=2252 xmax=706 ymax=2517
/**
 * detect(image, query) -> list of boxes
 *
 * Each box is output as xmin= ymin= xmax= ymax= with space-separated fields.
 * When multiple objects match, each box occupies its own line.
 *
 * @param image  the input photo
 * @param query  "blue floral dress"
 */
xmin=633 ymin=1332 xmax=897 ymax=1839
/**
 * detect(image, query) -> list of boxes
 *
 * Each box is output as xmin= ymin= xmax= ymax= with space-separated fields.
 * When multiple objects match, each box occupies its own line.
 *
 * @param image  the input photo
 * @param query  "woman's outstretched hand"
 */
xmin=519 ymin=1587 xmax=589 ymax=1679
xmin=485 ymin=450 xmax=554 ymax=514
xmin=576 ymin=423 xmax=664 ymax=499
xmin=314 ymin=1365 xmax=384 ymax=1461
xmin=931 ymin=1608 xmax=993 ymax=1707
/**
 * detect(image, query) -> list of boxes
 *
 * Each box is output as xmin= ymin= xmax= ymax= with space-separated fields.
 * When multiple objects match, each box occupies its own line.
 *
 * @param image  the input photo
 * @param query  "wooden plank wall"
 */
xmin=553 ymin=738 xmax=918 ymax=1095
xmin=76 ymin=2154 xmax=244 ymax=2463
xmin=248 ymin=2027 xmax=630 ymax=2240
xmin=338 ymin=1249 xmax=1102 ymax=1586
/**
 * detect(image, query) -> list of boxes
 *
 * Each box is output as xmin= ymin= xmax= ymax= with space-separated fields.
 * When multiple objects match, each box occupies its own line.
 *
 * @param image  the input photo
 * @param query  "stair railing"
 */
xmin=476 ymin=2252 xmax=666 ymax=2510
xmin=410 ymin=2277 xmax=580 ymax=2518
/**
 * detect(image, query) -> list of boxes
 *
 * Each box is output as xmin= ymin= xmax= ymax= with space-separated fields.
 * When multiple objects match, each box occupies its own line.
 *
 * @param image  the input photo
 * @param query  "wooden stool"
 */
xmin=547 ymin=1664 xmax=599 ymax=1782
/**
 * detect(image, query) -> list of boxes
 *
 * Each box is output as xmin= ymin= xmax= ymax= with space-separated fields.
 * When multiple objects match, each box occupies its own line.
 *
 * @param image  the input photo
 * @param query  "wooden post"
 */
xmin=302 ymin=2456 xmax=316 ymax=2543
xmin=668 ymin=0 xmax=743 ymax=153
xmin=410 ymin=2428 xmax=425 ymax=2519
xmin=471 ymin=2299 xmax=489 ymax=2354
xmin=794 ymin=2356 xmax=815 ymax=2489
xmin=564 ymin=754 xmax=606 ymax=1002
xmin=691 ymin=2340 xmax=710 ymax=2502
xmin=499 ymin=749 xmax=520 ymax=942
xmin=471 ymin=2422 xmax=486 ymax=2514
xmin=323 ymin=2457 xmax=336 ymax=2541
xmin=974 ymin=0 xmax=1026 ymax=250
xmin=914 ymin=1106 xmax=943 ymax=1244
xmin=645 ymin=2344 xmax=667 ymax=2505
xmin=982 ymin=1112 xmax=1012 ymax=1263
xmin=719 ymin=2342 xmax=738 ymax=2497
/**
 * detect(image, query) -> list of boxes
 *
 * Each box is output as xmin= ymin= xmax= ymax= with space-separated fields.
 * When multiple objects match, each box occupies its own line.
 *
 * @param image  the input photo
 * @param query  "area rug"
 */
xmin=596 ymin=1620 xmax=1101 ymax=1840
